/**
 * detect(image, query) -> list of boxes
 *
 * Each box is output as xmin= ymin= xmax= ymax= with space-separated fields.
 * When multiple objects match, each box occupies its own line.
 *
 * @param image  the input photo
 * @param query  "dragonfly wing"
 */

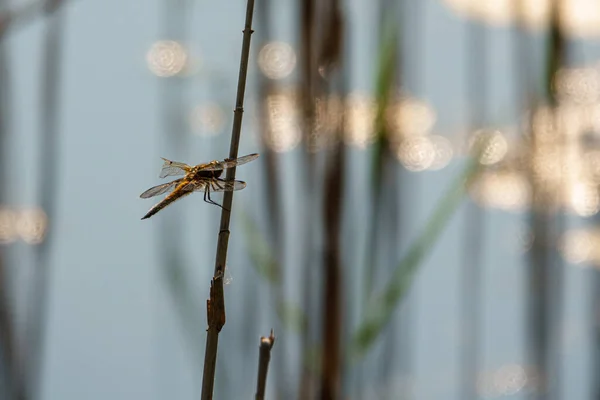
xmin=198 ymin=153 xmax=259 ymax=171
xmin=139 ymin=179 xmax=181 ymax=198
xmin=181 ymin=180 xmax=207 ymax=192
xmin=159 ymin=158 xmax=191 ymax=178
xmin=202 ymin=179 xmax=247 ymax=192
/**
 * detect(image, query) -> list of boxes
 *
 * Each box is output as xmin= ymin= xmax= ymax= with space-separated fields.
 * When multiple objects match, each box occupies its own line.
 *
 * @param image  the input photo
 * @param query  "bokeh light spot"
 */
xmin=470 ymin=171 xmax=531 ymax=211
xmin=396 ymin=136 xmax=435 ymax=172
xmin=258 ymin=42 xmax=297 ymax=80
xmin=555 ymin=67 xmax=600 ymax=105
xmin=469 ymin=129 xmax=508 ymax=165
xmin=561 ymin=229 xmax=593 ymax=264
xmin=190 ymin=103 xmax=226 ymax=136
xmin=264 ymin=92 xmax=301 ymax=152
xmin=386 ymin=97 xmax=436 ymax=142
xmin=17 ymin=208 xmax=47 ymax=244
xmin=146 ymin=40 xmax=188 ymax=77
xmin=569 ymin=181 xmax=600 ymax=217
xmin=443 ymin=0 xmax=600 ymax=37
xmin=0 ymin=207 xmax=17 ymax=244
xmin=344 ymin=93 xmax=376 ymax=149
xmin=427 ymin=135 xmax=454 ymax=171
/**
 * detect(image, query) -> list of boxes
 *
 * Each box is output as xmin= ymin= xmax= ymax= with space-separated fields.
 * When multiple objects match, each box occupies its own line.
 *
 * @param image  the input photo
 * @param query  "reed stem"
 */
xmin=200 ymin=1 xmax=255 ymax=399
xmin=255 ymin=330 xmax=276 ymax=400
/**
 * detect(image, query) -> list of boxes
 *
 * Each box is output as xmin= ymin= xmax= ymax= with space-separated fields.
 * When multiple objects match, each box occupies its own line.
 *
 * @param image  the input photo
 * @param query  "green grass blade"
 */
xmin=351 ymin=158 xmax=481 ymax=360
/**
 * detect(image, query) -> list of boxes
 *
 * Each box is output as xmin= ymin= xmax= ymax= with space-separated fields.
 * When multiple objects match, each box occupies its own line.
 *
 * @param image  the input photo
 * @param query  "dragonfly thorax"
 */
xmin=193 ymin=169 xmax=223 ymax=179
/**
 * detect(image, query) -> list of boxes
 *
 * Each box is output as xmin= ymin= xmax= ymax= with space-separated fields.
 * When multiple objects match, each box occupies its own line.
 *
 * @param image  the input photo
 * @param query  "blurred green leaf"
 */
xmin=350 ymin=158 xmax=481 ymax=360
xmin=276 ymin=301 xmax=308 ymax=333
xmin=365 ymin=16 xmax=399 ymax=299
xmin=240 ymin=209 xmax=308 ymax=333
xmin=371 ymin=17 xmax=398 ymax=185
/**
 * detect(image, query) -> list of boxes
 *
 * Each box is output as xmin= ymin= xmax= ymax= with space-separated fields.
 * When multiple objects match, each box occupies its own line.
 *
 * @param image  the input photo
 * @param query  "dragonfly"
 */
xmin=140 ymin=153 xmax=259 ymax=220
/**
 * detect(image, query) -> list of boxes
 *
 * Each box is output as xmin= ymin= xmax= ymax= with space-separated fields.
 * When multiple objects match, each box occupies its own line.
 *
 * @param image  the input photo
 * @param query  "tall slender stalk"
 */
xmin=254 ymin=0 xmax=286 ymax=395
xmin=0 ymin=263 xmax=26 ymax=400
xmin=459 ymin=9 xmax=487 ymax=400
xmin=320 ymin=137 xmax=344 ymax=400
xmin=200 ymin=1 xmax=255 ymax=398
xmin=29 ymin=2 xmax=65 ymax=399
xmin=314 ymin=3 xmax=345 ymax=399
xmin=526 ymin=2 xmax=565 ymax=399
xmin=297 ymin=0 xmax=317 ymax=397
xmin=0 ymin=8 xmax=26 ymax=397
xmin=255 ymin=330 xmax=276 ymax=400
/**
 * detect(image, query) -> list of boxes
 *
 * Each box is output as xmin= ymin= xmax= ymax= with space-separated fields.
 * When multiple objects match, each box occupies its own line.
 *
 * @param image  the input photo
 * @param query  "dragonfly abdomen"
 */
xmin=141 ymin=188 xmax=192 ymax=220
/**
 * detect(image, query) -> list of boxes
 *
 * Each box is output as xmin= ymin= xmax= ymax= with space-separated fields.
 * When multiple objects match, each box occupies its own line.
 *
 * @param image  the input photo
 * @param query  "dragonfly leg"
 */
xmin=210 ymin=181 xmax=230 ymax=212
xmin=203 ymin=185 xmax=222 ymax=209
xmin=202 ymin=184 xmax=222 ymax=210
xmin=203 ymin=185 xmax=209 ymax=203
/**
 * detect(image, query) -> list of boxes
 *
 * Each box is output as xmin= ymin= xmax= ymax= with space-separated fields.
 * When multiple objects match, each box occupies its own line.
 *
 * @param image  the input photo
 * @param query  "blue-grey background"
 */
xmin=2 ymin=0 xmax=597 ymax=399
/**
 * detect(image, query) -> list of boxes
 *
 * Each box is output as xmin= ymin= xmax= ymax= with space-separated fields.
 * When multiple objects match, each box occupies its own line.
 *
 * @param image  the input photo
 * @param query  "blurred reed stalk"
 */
xmin=254 ymin=330 xmax=276 ymax=400
xmin=255 ymin=0 xmax=283 ymax=270
xmin=524 ymin=2 xmax=566 ymax=399
xmin=299 ymin=1 xmax=347 ymax=398
xmin=378 ymin=0 xmax=418 ymax=394
xmin=510 ymin=3 xmax=537 ymax=395
xmin=29 ymin=1 xmax=65 ymax=399
xmin=0 ymin=3 xmax=27 ymax=397
xmin=0 ymin=265 xmax=24 ymax=400
xmin=364 ymin=4 xmax=397 ymax=303
xmin=297 ymin=0 xmax=317 ymax=397
xmin=254 ymin=0 xmax=287 ymax=395
xmin=373 ymin=3 xmax=400 ymax=389
xmin=459 ymin=8 xmax=487 ymax=400
xmin=200 ymin=0 xmax=255 ymax=398
xmin=0 ymin=0 xmax=53 ymax=37
xmin=320 ymin=124 xmax=344 ymax=400
xmin=360 ymin=18 xmax=405 ymax=396
xmin=544 ymin=2 xmax=566 ymax=398
xmin=318 ymin=7 xmax=345 ymax=395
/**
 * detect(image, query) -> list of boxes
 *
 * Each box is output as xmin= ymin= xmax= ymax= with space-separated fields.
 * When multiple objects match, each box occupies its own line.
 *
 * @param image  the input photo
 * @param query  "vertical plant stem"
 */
xmin=0 ymin=263 xmax=26 ymax=400
xmin=315 ymin=2 xmax=345 ymax=398
xmin=255 ymin=330 xmax=276 ymax=400
xmin=200 ymin=1 xmax=255 ymax=398
xmin=298 ymin=0 xmax=317 ymax=398
xmin=320 ymin=141 xmax=345 ymax=400
xmin=0 ymin=4 xmax=26 ymax=398
xmin=544 ymin=3 xmax=565 ymax=399
xmin=460 ymin=7 xmax=487 ymax=400
xmin=256 ymin=0 xmax=282 ymax=259
xmin=29 ymin=2 xmax=64 ymax=399
xmin=255 ymin=1 xmax=286 ymax=394
xmin=526 ymin=2 xmax=565 ymax=399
